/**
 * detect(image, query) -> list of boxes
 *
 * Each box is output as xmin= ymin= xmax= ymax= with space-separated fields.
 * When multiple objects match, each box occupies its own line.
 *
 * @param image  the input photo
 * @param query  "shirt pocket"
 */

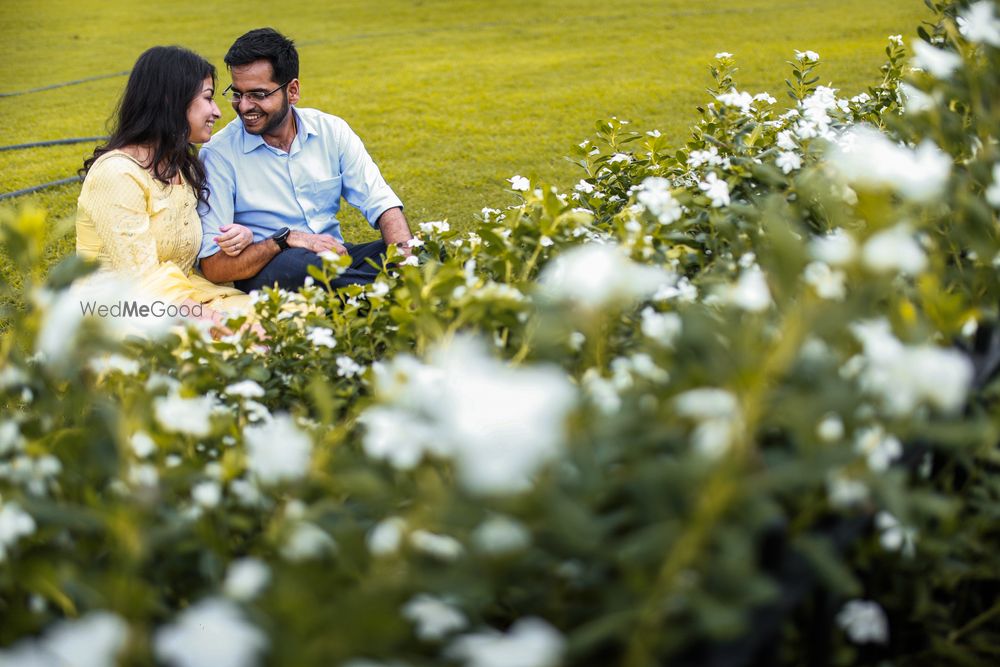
xmin=303 ymin=175 xmax=343 ymax=215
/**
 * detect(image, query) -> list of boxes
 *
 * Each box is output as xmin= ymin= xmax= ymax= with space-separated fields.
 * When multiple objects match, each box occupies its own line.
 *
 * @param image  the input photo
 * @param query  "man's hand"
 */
xmin=215 ymin=224 xmax=254 ymax=257
xmin=287 ymin=230 xmax=347 ymax=255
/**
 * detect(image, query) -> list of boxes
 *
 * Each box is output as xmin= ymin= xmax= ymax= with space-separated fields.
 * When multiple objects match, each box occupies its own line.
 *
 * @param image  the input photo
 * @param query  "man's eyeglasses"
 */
xmin=222 ymin=81 xmax=291 ymax=103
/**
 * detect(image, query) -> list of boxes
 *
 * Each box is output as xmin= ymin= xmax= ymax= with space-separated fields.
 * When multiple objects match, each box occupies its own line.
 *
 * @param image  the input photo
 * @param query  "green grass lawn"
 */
xmin=0 ymin=0 xmax=928 ymax=295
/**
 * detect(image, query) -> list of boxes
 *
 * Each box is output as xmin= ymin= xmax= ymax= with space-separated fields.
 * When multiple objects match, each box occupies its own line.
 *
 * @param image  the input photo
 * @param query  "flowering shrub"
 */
xmin=4 ymin=1 xmax=1000 ymax=665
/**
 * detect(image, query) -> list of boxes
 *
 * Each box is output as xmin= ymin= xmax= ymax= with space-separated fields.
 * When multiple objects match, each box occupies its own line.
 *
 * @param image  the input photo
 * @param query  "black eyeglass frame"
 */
xmin=222 ymin=80 xmax=292 ymax=103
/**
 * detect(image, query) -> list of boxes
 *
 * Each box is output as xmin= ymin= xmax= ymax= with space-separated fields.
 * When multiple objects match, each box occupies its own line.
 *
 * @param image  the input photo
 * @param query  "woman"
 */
xmin=76 ymin=46 xmax=253 ymax=333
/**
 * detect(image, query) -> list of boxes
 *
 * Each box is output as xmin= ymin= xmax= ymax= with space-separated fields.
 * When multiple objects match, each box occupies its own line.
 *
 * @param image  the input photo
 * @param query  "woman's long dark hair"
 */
xmin=82 ymin=46 xmax=215 ymax=208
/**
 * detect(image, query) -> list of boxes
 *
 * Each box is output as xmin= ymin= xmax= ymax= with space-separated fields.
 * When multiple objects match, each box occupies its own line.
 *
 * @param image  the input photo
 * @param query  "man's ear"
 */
xmin=287 ymin=79 xmax=301 ymax=105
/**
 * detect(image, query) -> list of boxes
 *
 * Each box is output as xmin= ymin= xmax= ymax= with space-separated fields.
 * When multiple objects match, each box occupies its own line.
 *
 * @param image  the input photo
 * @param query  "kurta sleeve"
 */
xmin=78 ymin=157 xmax=197 ymax=304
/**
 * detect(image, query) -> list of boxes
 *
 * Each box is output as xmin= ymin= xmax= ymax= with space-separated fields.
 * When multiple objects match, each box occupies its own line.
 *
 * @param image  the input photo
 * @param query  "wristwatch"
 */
xmin=271 ymin=227 xmax=291 ymax=251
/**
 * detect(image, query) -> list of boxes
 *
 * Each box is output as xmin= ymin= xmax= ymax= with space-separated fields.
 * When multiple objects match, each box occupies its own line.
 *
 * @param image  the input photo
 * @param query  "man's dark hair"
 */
xmin=225 ymin=28 xmax=299 ymax=83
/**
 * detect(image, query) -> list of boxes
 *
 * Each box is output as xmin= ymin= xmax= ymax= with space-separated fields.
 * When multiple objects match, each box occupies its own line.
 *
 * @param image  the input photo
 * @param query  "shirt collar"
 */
xmin=239 ymin=106 xmax=317 ymax=154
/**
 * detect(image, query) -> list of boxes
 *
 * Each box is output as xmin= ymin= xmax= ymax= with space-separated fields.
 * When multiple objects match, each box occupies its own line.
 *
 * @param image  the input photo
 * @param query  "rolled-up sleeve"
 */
xmin=197 ymin=146 xmax=236 ymax=259
xmin=336 ymin=122 xmax=403 ymax=228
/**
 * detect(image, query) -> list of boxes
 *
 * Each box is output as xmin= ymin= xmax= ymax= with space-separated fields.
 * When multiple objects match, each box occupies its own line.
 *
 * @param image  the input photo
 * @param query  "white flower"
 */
xmin=539 ymin=235 xmax=554 ymax=247
xmin=360 ymin=405 xmax=442 ymax=470
xmin=957 ymin=2 xmax=1000 ymax=46
xmin=336 ymin=356 xmax=364 ymax=378
xmin=698 ymin=172 xmax=731 ymax=207
xmin=688 ymin=146 xmax=725 ymax=168
xmin=154 ymin=392 xmax=216 ymax=438
xmin=715 ymin=51 xmax=733 ymax=59
xmin=282 ymin=521 xmax=337 ymax=561
xmin=224 ymin=558 xmax=271 ymax=601
xmin=573 ymin=179 xmax=595 ymax=194
xmin=0 ymin=420 xmax=26 ymax=455
xmin=244 ymin=414 xmax=312 ymax=485
xmin=985 ymin=163 xmax=1000 ymax=208
xmin=539 ymin=243 xmax=673 ymax=312
xmin=795 ymin=49 xmax=820 ymax=62
xmin=794 ymin=120 xmax=819 ymax=140
xmin=363 ymin=339 xmax=576 ymax=495
xmin=608 ymin=152 xmax=632 ymax=164
xmin=654 ymin=275 xmax=697 ymax=303
xmin=830 ymin=126 xmax=951 ymax=203
xmin=224 ymin=380 xmax=265 ymax=399
xmin=836 ymin=600 xmax=889 ymax=645
xmin=472 ymin=516 xmax=531 ymax=555
xmin=850 ymin=319 xmax=973 ymax=415
xmin=876 ymin=511 xmax=917 ymax=557
xmin=754 ymin=92 xmax=777 ymax=105
xmin=400 ymin=255 xmax=420 ymax=267
xmin=816 ymin=414 xmax=845 ymax=442
xmin=368 ymin=517 xmax=407 ymax=556
xmin=419 ymin=220 xmax=451 ymax=234
xmin=911 ymin=40 xmax=962 ymax=78
xmin=508 ymin=175 xmax=530 ymax=192
xmin=889 ymin=34 xmax=904 ymax=46
xmin=776 ymin=131 xmax=797 ymax=151
xmin=582 ymin=369 xmax=622 ymax=414
xmin=674 ymin=388 xmax=741 ymax=459
xmin=88 ymin=353 xmax=140 ymax=376
xmin=306 ymin=327 xmax=336 ymax=349
xmin=242 ymin=400 xmax=271 ymax=424
xmin=403 ymin=595 xmax=468 ymax=641
xmin=809 ymin=228 xmax=857 ymax=266
xmin=447 ymin=618 xmax=565 ymax=667
xmin=636 ymin=177 xmax=683 ymax=224
xmin=0 ymin=611 xmax=128 ymax=667
xmin=898 ymin=82 xmax=934 ymax=114
xmin=720 ymin=264 xmax=772 ymax=312
xmin=368 ymin=281 xmax=390 ymax=298
xmin=191 ymin=481 xmax=222 ymax=508
xmin=716 ymin=89 xmax=755 ymax=114
xmin=827 ymin=470 xmax=870 ymax=508
xmin=803 ymin=262 xmax=846 ymax=300
xmin=691 ymin=419 xmax=737 ymax=458
xmin=130 ymin=431 xmax=156 ymax=458
xmin=775 ymin=151 xmax=802 ymax=174
xmin=854 ymin=425 xmax=902 ymax=472
xmin=640 ymin=307 xmax=682 ymax=346
xmin=411 ymin=530 xmax=464 ymax=561
xmin=155 ymin=597 xmax=268 ymax=667
xmin=675 ymin=388 xmax=738 ymax=420
xmin=35 ymin=275 xmax=172 ymax=369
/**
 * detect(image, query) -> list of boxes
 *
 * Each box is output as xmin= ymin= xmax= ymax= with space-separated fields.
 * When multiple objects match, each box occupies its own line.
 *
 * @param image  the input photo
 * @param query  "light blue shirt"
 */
xmin=198 ymin=107 xmax=403 ymax=259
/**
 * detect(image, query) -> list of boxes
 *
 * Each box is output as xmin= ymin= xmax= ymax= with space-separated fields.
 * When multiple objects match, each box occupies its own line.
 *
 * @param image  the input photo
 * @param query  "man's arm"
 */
xmin=376 ymin=207 xmax=413 ymax=248
xmin=200 ymin=231 xmax=348 ymax=283
xmin=201 ymin=238 xmax=281 ymax=283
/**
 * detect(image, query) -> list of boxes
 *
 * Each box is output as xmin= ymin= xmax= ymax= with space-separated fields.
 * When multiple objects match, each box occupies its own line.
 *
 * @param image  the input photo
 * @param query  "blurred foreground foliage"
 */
xmin=2 ymin=1 xmax=1000 ymax=666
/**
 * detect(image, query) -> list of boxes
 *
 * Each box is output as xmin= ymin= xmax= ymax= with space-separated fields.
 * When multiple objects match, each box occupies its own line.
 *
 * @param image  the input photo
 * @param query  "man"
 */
xmin=198 ymin=28 xmax=413 ymax=292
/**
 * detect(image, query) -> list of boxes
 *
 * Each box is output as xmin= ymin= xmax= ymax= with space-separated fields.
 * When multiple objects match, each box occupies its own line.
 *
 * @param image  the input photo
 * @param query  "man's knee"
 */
xmin=235 ymin=248 xmax=323 ymax=292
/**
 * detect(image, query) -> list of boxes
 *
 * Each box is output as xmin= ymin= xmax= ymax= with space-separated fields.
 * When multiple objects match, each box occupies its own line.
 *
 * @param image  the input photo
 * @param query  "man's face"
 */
xmin=228 ymin=60 xmax=296 ymax=136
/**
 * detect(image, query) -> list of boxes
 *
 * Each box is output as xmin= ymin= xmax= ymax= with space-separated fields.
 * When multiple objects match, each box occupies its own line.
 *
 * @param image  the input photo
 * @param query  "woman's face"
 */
xmin=187 ymin=76 xmax=221 ymax=144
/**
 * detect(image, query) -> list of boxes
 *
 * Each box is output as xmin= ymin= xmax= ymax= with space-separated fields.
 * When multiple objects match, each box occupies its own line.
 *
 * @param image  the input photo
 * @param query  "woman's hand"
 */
xmin=215 ymin=224 xmax=254 ymax=256
xmin=181 ymin=299 xmax=233 ymax=339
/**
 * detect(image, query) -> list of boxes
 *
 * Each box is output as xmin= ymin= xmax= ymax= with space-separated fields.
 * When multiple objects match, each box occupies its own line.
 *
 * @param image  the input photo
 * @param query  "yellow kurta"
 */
xmin=76 ymin=150 xmax=251 ymax=314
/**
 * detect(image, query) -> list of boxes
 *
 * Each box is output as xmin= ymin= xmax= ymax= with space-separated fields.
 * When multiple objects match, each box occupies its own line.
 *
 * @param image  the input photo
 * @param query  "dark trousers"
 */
xmin=234 ymin=240 xmax=388 ymax=293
